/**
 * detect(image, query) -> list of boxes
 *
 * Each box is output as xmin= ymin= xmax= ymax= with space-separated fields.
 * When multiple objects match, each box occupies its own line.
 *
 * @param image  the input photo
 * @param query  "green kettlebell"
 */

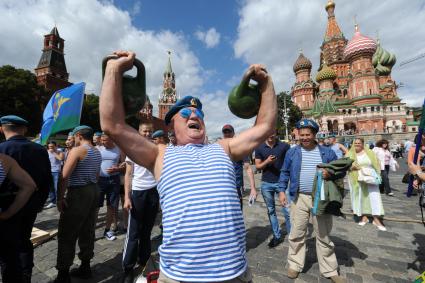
xmin=102 ymin=55 xmax=146 ymax=118
xmin=228 ymin=70 xmax=261 ymax=119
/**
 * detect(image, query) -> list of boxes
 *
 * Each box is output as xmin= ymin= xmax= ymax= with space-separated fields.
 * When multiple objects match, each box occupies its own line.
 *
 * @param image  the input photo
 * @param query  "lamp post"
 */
xmin=283 ymin=96 xmax=290 ymax=140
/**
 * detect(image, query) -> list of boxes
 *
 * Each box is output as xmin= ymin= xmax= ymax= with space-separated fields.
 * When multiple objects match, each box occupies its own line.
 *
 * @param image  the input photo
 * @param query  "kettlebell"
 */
xmin=228 ymin=70 xmax=261 ymax=119
xmin=102 ymin=55 xmax=146 ymax=118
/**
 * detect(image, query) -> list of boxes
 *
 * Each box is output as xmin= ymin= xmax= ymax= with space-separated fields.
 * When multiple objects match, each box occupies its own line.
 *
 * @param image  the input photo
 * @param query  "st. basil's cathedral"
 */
xmin=291 ymin=0 xmax=417 ymax=136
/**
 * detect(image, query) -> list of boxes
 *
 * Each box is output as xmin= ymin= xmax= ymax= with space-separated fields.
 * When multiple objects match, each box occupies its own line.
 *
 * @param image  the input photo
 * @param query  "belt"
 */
xmin=299 ymin=192 xmax=312 ymax=195
xmin=68 ymin=183 xmax=96 ymax=190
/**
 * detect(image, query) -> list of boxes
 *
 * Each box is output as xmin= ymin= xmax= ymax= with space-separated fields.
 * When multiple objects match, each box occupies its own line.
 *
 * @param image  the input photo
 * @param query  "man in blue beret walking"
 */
xmin=54 ymin=125 xmax=102 ymax=283
xmin=100 ymin=50 xmax=277 ymax=283
xmin=0 ymin=115 xmax=53 ymax=283
xmin=278 ymin=119 xmax=346 ymax=283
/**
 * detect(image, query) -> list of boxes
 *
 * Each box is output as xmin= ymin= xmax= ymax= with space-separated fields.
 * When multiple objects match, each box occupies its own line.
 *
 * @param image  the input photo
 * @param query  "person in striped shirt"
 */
xmin=279 ymin=119 xmax=346 ymax=283
xmin=54 ymin=125 xmax=102 ymax=283
xmin=100 ymin=50 xmax=277 ymax=283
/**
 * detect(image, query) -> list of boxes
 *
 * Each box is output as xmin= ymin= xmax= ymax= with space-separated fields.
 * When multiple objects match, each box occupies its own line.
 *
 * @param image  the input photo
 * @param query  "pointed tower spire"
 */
xmin=34 ymin=26 xmax=71 ymax=94
xmin=165 ymin=50 xmax=173 ymax=74
xmin=159 ymin=51 xmax=177 ymax=120
xmin=323 ymin=0 xmax=344 ymax=42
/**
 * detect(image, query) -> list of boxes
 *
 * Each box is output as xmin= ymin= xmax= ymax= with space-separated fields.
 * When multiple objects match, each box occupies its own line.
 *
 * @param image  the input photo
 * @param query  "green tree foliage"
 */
xmin=80 ymin=93 xmax=101 ymax=131
xmin=0 ymin=65 xmax=49 ymax=136
xmin=277 ymin=91 xmax=302 ymax=139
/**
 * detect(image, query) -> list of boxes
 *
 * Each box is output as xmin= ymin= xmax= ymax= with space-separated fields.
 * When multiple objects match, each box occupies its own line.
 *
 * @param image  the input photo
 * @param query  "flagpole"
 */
xmin=407 ymin=98 xmax=425 ymax=197
xmin=77 ymin=82 xmax=86 ymax=125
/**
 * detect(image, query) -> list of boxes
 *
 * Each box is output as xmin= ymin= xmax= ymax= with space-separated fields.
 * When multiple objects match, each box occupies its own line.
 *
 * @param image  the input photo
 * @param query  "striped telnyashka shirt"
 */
xmin=69 ymin=144 xmax=101 ymax=187
xmin=157 ymin=143 xmax=247 ymax=282
xmin=299 ymin=146 xmax=323 ymax=193
xmin=0 ymin=160 xmax=5 ymax=186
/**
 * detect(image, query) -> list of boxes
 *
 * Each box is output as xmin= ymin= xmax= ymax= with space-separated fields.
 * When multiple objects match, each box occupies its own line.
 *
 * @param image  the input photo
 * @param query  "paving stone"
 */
xmin=20 ymin=165 xmax=422 ymax=283
xmin=346 ymin=272 xmax=363 ymax=283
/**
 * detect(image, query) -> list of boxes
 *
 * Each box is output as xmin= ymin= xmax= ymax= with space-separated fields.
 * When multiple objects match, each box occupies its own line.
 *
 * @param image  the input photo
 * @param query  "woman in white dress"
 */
xmin=373 ymin=139 xmax=397 ymax=196
xmin=347 ymin=138 xmax=386 ymax=231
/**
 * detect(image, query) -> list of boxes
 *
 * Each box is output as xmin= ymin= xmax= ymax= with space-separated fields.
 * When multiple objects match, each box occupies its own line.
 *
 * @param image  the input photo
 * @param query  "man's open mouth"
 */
xmin=188 ymin=122 xmax=200 ymax=130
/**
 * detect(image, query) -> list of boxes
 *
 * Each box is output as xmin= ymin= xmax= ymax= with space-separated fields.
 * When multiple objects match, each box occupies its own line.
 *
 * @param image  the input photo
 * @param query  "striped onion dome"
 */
xmin=316 ymin=63 xmax=336 ymax=82
xmin=293 ymin=52 xmax=312 ymax=73
xmin=343 ymin=25 xmax=377 ymax=61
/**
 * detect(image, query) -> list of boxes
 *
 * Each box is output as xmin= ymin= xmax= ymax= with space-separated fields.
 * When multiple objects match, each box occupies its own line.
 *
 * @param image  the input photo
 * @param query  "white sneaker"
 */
xmin=387 ymin=192 xmax=394 ymax=196
xmin=358 ymin=221 xmax=367 ymax=226
xmin=104 ymin=230 xmax=117 ymax=241
xmin=45 ymin=203 xmax=56 ymax=209
xmin=135 ymin=274 xmax=147 ymax=283
xmin=373 ymin=221 xmax=387 ymax=231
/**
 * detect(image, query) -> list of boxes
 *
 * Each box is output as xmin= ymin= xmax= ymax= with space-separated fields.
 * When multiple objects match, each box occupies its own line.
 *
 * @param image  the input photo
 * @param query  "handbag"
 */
xmin=358 ymin=167 xmax=382 ymax=185
xmin=402 ymin=173 xmax=411 ymax=184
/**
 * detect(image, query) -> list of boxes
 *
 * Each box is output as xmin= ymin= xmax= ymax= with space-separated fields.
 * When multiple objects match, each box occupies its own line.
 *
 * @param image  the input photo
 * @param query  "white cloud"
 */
xmin=131 ymin=1 xmax=141 ymax=16
xmin=0 ymin=0 xmax=203 ymax=118
xmin=195 ymin=27 xmax=221 ymax=48
xmin=234 ymin=0 xmax=425 ymax=107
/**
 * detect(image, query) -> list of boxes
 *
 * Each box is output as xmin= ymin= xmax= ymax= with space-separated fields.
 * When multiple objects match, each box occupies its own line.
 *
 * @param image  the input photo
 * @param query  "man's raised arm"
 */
xmin=99 ymin=51 xmax=158 ymax=171
xmin=222 ymin=64 xmax=277 ymax=161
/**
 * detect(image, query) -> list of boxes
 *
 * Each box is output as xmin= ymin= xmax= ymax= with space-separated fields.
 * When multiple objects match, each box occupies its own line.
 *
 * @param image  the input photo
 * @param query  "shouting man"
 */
xmin=100 ymin=51 xmax=276 ymax=283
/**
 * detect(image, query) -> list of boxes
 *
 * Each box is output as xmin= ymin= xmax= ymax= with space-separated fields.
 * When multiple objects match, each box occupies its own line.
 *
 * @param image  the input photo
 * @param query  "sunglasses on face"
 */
xmin=179 ymin=107 xmax=204 ymax=121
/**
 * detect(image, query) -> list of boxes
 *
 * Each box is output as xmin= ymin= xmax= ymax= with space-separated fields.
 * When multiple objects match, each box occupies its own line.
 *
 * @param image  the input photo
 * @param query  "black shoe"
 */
xmin=268 ymin=237 xmax=283 ymax=248
xmin=54 ymin=270 xmax=71 ymax=283
xmin=70 ymin=262 xmax=92 ymax=279
xmin=121 ymin=270 xmax=134 ymax=283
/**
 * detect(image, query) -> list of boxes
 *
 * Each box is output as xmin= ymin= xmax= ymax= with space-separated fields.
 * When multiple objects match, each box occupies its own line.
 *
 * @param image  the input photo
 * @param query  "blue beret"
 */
xmin=296 ymin=119 xmax=319 ymax=133
xmin=328 ymin=134 xmax=336 ymax=138
xmin=72 ymin=125 xmax=93 ymax=135
xmin=68 ymin=131 xmax=74 ymax=137
xmin=152 ymin=130 xmax=165 ymax=139
xmin=94 ymin=132 xmax=102 ymax=137
xmin=0 ymin=115 xmax=28 ymax=126
xmin=164 ymin=96 xmax=203 ymax=125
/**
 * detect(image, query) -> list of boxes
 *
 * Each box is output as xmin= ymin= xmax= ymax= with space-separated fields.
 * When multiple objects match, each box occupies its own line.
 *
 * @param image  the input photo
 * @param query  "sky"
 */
xmin=1 ymin=0 xmax=425 ymax=138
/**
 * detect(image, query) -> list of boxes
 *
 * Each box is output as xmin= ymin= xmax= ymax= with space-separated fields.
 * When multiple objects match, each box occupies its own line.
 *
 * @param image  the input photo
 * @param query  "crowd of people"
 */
xmin=0 ymin=51 xmax=424 ymax=283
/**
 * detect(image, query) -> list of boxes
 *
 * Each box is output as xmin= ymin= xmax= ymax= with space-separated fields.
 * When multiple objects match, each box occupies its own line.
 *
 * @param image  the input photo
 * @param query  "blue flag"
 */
xmin=40 ymin=82 xmax=85 ymax=145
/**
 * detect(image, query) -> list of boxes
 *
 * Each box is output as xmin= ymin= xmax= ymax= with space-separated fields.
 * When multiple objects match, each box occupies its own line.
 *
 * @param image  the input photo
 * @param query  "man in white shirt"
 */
xmin=121 ymin=121 xmax=159 ymax=283
xmin=45 ymin=141 xmax=64 ymax=208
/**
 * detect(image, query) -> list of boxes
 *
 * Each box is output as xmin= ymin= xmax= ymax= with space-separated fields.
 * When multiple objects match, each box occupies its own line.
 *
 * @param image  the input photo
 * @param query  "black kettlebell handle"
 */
xmin=101 ymin=55 xmax=146 ymax=84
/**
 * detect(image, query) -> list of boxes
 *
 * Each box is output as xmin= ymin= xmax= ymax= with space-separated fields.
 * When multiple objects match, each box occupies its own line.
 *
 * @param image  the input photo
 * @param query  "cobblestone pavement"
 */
xmin=3 ymin=157 xmax=424 ymax=283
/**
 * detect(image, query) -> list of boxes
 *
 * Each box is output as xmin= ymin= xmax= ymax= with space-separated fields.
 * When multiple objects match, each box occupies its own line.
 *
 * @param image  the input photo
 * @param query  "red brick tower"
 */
xmin=34 ymin=27 xmax=71 ymax=94
xmin=158 ymin=51 xmax=177 ymax=120
xmin=320 ymin=0 xmax=349 ymax=98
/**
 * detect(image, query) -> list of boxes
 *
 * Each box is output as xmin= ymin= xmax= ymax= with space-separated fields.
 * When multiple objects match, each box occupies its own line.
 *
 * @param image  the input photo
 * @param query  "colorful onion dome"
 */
xmin=343 ymin=25 xmax=377 ymax=61
xmin=293 ymin=52 xmax=312 ymax=73
xmin=372 ymin=43 xmax=396 ymax=75
xmin=316 ymin=62 xmax=336 ymax=82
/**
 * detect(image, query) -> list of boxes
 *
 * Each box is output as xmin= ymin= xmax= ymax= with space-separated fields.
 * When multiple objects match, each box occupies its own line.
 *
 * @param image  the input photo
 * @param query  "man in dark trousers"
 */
xmin=0 ymin=115 xmax=53 ymax=283
xmin=255 ymin=132 xmax=290 ymax=248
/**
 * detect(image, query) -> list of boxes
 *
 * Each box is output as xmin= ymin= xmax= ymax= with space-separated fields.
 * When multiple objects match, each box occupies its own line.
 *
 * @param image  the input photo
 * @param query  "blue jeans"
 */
xmin=261 ymin=181 xmax=291 ymax=239
xmin=49 ymin=172 xmax=60 ymax=204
